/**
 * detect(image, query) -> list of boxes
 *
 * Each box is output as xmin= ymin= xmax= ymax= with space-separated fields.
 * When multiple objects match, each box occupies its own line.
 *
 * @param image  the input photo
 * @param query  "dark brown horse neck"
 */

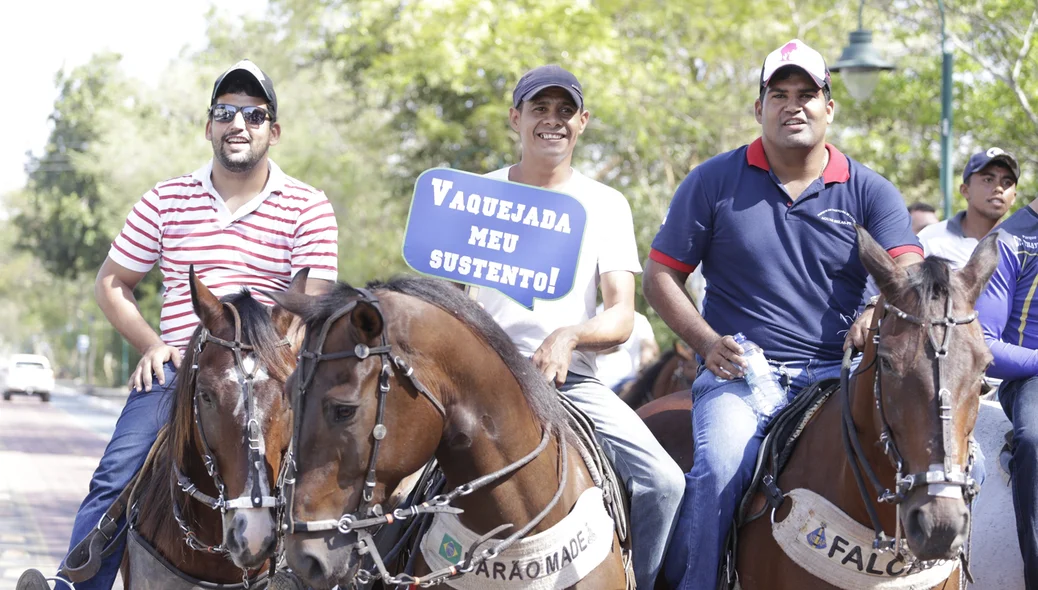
xmin=777 ymin=310 xmax=899 ymax=534
xmin=382 ymin=292 xmax=592 ymax=537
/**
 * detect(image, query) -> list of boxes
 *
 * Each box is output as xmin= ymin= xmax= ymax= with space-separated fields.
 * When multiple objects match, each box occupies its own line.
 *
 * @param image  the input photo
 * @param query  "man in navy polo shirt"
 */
xmin=642 ymin=39 xmax=923 ymax=590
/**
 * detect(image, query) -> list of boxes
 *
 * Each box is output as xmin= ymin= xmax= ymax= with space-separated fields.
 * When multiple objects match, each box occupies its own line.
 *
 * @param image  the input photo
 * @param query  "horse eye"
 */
xmin=199 ymin=391 xmax=214 ymax=405
xmin=879 ymin=356 xmax=894 ymax=372
xmin=332 ymin=404 xmax=357 ymax=423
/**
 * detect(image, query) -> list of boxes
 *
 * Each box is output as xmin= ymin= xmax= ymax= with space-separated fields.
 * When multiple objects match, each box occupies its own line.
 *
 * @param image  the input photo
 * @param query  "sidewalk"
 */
xmin=57 ymin=380 xmax=129 ymax=401
xmin=0 ymin=391 xmax=122 ymax=590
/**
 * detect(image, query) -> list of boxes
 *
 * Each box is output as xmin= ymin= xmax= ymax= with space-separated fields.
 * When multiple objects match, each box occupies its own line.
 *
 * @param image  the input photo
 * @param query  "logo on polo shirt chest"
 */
xmin=816 ymin=208 xmax=857 ymax=227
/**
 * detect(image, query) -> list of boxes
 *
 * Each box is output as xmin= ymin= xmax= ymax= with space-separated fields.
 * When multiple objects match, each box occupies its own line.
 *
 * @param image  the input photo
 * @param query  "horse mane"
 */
xmin=300 ymin=277 xmax=568 ymax=432
xmin=620 ymin=348 xmax=677 ymax=406
xmin=133 ymin=288 xmax=294 ymax=552
xmin=899 ymin=255 xmax=954 ymax=309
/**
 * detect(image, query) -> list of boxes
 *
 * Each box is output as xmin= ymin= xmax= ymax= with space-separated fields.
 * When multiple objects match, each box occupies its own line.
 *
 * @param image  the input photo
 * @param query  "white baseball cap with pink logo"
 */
xmin=759 ymin=39 xmax=831 ymax=91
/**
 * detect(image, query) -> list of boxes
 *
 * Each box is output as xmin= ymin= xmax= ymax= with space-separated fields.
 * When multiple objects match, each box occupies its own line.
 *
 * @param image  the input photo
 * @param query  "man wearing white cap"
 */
xmin=643 ymin=40 xmax=922 ymax=589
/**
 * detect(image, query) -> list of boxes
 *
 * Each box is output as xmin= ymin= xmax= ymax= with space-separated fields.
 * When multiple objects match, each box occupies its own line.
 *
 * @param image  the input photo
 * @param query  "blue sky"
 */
xmin=0 ymin=0 xmax=266 ymax=195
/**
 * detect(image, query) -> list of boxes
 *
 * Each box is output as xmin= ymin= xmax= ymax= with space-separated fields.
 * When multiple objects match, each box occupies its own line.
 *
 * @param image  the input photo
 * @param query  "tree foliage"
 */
xmin=7 ymin=0 xmax=1038 ymax=372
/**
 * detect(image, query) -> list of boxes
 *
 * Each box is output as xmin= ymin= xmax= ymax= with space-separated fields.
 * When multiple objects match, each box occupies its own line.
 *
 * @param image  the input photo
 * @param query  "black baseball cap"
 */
xmin=512 ymin=65 xmax=584 ymax=111
xmin=211 ymin=59 xmax=278 ymax=121
xmin=962 ymin=147 xmax=1020 ymax=183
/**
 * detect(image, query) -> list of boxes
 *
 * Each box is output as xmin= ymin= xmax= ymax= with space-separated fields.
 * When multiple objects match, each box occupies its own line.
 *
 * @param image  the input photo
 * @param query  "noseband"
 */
xmin=842 ymin=295 xmax=981 ymax=559
xmin=171 ymin=301 xmax=291 ymax=557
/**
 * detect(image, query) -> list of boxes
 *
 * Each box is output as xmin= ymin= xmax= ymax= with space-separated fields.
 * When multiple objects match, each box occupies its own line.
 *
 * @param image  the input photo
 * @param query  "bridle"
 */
xmin=171 ymin=301 xmax=292 ymax=570
xmin=282 ymin=288 xmax=571 ymax=588
xmin=841 ymin=294 xmax=981 ymax=564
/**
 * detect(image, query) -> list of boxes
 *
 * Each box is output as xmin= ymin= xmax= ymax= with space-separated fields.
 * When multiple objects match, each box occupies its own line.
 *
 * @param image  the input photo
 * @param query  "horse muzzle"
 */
xmin=223 ymin=508 xmax=279 ymax=569
xmin=285 ymin=532 xmax=361 ymax=589
xmin=901 ymin=492 xmax=970 ymax=561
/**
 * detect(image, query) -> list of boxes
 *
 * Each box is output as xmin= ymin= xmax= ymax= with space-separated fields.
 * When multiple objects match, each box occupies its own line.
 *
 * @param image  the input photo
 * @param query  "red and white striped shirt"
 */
xmin=108 ymin=160 xmax=338 ymax=351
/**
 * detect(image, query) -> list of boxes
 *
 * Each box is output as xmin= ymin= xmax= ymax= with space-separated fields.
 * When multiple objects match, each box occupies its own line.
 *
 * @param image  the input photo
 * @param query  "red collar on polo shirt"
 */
xmin=745 ymin=137 xmax=851 ymax=184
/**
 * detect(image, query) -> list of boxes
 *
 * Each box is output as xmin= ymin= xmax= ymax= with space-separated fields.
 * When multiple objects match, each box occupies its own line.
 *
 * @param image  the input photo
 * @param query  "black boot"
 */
xmin=15 ymin=569 xmax=50 ymax=590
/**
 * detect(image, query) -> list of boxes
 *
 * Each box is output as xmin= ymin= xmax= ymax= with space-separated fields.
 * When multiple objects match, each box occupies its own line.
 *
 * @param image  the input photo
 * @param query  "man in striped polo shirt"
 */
xmin=18 ymin=60 xmax=339 ymax=590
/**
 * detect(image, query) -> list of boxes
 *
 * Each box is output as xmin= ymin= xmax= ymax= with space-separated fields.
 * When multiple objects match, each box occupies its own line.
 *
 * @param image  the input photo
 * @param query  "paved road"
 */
xmin=0 ymin=386 xmax=125 ymax=590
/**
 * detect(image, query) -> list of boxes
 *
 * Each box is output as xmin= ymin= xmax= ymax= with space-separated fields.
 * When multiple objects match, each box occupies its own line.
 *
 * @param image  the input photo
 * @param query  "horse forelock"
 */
xmin=899 ymin=256 xmax=954 ymax=312
xmin=227 ymin=289 xmax=297 ymax=382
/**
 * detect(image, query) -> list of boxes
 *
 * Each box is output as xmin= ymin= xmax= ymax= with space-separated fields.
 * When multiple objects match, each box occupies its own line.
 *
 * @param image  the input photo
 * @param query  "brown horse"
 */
xmin=269 ymin=277 xmax=628 ymax=589
xmin=618 ymin=341 xmax=697 ymax=409
xmin=123 ymin=269 xmax=304 ymax=588
xmin=649 ymin=227 xmax=999 ymax=589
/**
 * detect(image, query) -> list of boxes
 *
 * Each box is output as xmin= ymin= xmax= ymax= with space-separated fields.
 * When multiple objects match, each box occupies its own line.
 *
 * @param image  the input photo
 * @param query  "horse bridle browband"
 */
xmin=841 ymin=294 xmax=981 ymax=561
xmin=282 ymin=288 xmax=572 ymax=588
xmin=171 ymin=301 xmax=292 ymax=559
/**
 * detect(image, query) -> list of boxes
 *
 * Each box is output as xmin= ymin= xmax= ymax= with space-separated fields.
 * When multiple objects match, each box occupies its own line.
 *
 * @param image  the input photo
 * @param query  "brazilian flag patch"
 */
xmin=439 ymin=533 xmax=463 ymax=564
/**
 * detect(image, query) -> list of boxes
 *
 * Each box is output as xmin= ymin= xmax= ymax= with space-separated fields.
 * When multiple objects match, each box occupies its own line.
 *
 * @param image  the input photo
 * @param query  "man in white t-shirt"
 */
xmin=475 ymin=65 xmax=683 ymax=589
xmin=595 ymin=305 xmax=659 ymax=391
xmin=918 ymin=147 xmax=1020 ymax=270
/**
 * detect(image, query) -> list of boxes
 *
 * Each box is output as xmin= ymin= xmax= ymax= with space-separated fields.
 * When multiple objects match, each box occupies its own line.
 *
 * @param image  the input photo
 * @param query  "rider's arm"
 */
xmin=95 ymin=257 xmax=165 ymax=356
xmin=531 ymin=271 xmax=635 ymax=385
xmin=977 ymin=239 xmax=1038 ymax=380
xmin=576 ymin=270 xmax=636 ymax=351
xmin=643 ymin=261 xmax=712 ymax=350
xmin=96 ymin=257 xmax=180 ymax=392
xmin=643 ymin=259 xmax=746 ymax=378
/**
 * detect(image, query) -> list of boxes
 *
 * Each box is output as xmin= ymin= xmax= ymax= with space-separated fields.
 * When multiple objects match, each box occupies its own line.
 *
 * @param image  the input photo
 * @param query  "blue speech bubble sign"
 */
xmin=402 ymin=168 xmax=586 ymax=309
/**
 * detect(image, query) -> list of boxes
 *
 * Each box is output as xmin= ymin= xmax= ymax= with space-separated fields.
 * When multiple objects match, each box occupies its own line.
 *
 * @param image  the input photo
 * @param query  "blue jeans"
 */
xmin=60 ymin=362 xmax=176 ymax=590
xmin=662 ymin=358 xmax=843 ymax=590
xmin=561 ymin=374 xmax=684 ymax=589
xmin=998 ymin=376 xmax=1038 ymax=587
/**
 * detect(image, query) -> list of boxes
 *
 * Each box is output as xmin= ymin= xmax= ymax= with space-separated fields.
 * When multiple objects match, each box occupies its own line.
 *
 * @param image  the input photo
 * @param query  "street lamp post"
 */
xmin=829 ymin=2 xmax=895 ymax=101
xmin=832 ymin=0 xmax=954 ymax=220
xmin=937 ymin=0 xmax=953 ymax=220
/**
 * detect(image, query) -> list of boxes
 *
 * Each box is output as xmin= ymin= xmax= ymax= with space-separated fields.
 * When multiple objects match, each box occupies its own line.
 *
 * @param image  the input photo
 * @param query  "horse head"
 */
xmin=175 ymin=266 xmax=305 ymax=570
xmin=855 ymin=226 xmax=998 ymax=561
xmin=270 ymin=278 xmax=566 ymax=589
xmin=269 ymin=283 xmax=449 ymax=587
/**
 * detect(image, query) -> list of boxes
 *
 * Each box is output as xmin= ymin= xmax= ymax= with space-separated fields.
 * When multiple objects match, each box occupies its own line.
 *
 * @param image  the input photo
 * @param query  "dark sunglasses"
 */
xmin=209 ymin=104 xmax=273 ymax=126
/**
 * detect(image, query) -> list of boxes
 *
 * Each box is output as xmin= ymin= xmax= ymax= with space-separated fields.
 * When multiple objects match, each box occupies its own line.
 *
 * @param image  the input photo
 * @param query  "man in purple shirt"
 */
xmin=976 ymin=199 xmax=1038 ymax=586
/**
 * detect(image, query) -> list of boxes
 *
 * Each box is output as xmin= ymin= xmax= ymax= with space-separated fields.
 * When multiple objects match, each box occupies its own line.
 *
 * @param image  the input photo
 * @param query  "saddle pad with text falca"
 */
xmin=772 ymin=488 xmax=959 ymax=590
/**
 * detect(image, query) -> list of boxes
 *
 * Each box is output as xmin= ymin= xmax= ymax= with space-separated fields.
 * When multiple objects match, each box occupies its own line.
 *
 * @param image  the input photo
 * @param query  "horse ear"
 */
xmin=270 ymin=269 xmax=311 ymax=335
xmin=350 ymin=301 xmax=384 ymax=342
xmin=265 ymin=289 xmax=316 ymax=319
xmin=856 ymin=225 xmax=907 ymax=300
xmin=674 ymin=340 xmax=694 ymax=360
xmin=958 ymin=232 xmax=1000 ymax=306
xmin=189 ymin=265 xmax=223 ymax=328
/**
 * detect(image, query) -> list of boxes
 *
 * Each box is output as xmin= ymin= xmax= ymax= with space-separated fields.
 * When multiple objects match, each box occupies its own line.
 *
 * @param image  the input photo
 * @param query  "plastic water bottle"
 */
xmin=732 ymin=333 xmax=785 ymax=416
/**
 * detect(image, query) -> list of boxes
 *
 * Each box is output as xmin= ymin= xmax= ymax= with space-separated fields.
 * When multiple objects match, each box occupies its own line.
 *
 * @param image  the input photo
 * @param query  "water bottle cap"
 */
xmin=733 ymin=332 xmax=746 ymax=343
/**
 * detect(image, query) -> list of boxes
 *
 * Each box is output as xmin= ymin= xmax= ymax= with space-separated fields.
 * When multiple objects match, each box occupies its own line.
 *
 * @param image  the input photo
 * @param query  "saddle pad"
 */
xmin=771 ymin=488 xmax=958 ymax=590
xmin=420 ymin=486 xmax=614 ymax=589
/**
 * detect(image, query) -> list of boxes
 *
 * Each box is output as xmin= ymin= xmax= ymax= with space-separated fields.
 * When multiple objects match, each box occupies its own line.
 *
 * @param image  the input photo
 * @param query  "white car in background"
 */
xmin=2 ymin=354 xmax=55 ymax=402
